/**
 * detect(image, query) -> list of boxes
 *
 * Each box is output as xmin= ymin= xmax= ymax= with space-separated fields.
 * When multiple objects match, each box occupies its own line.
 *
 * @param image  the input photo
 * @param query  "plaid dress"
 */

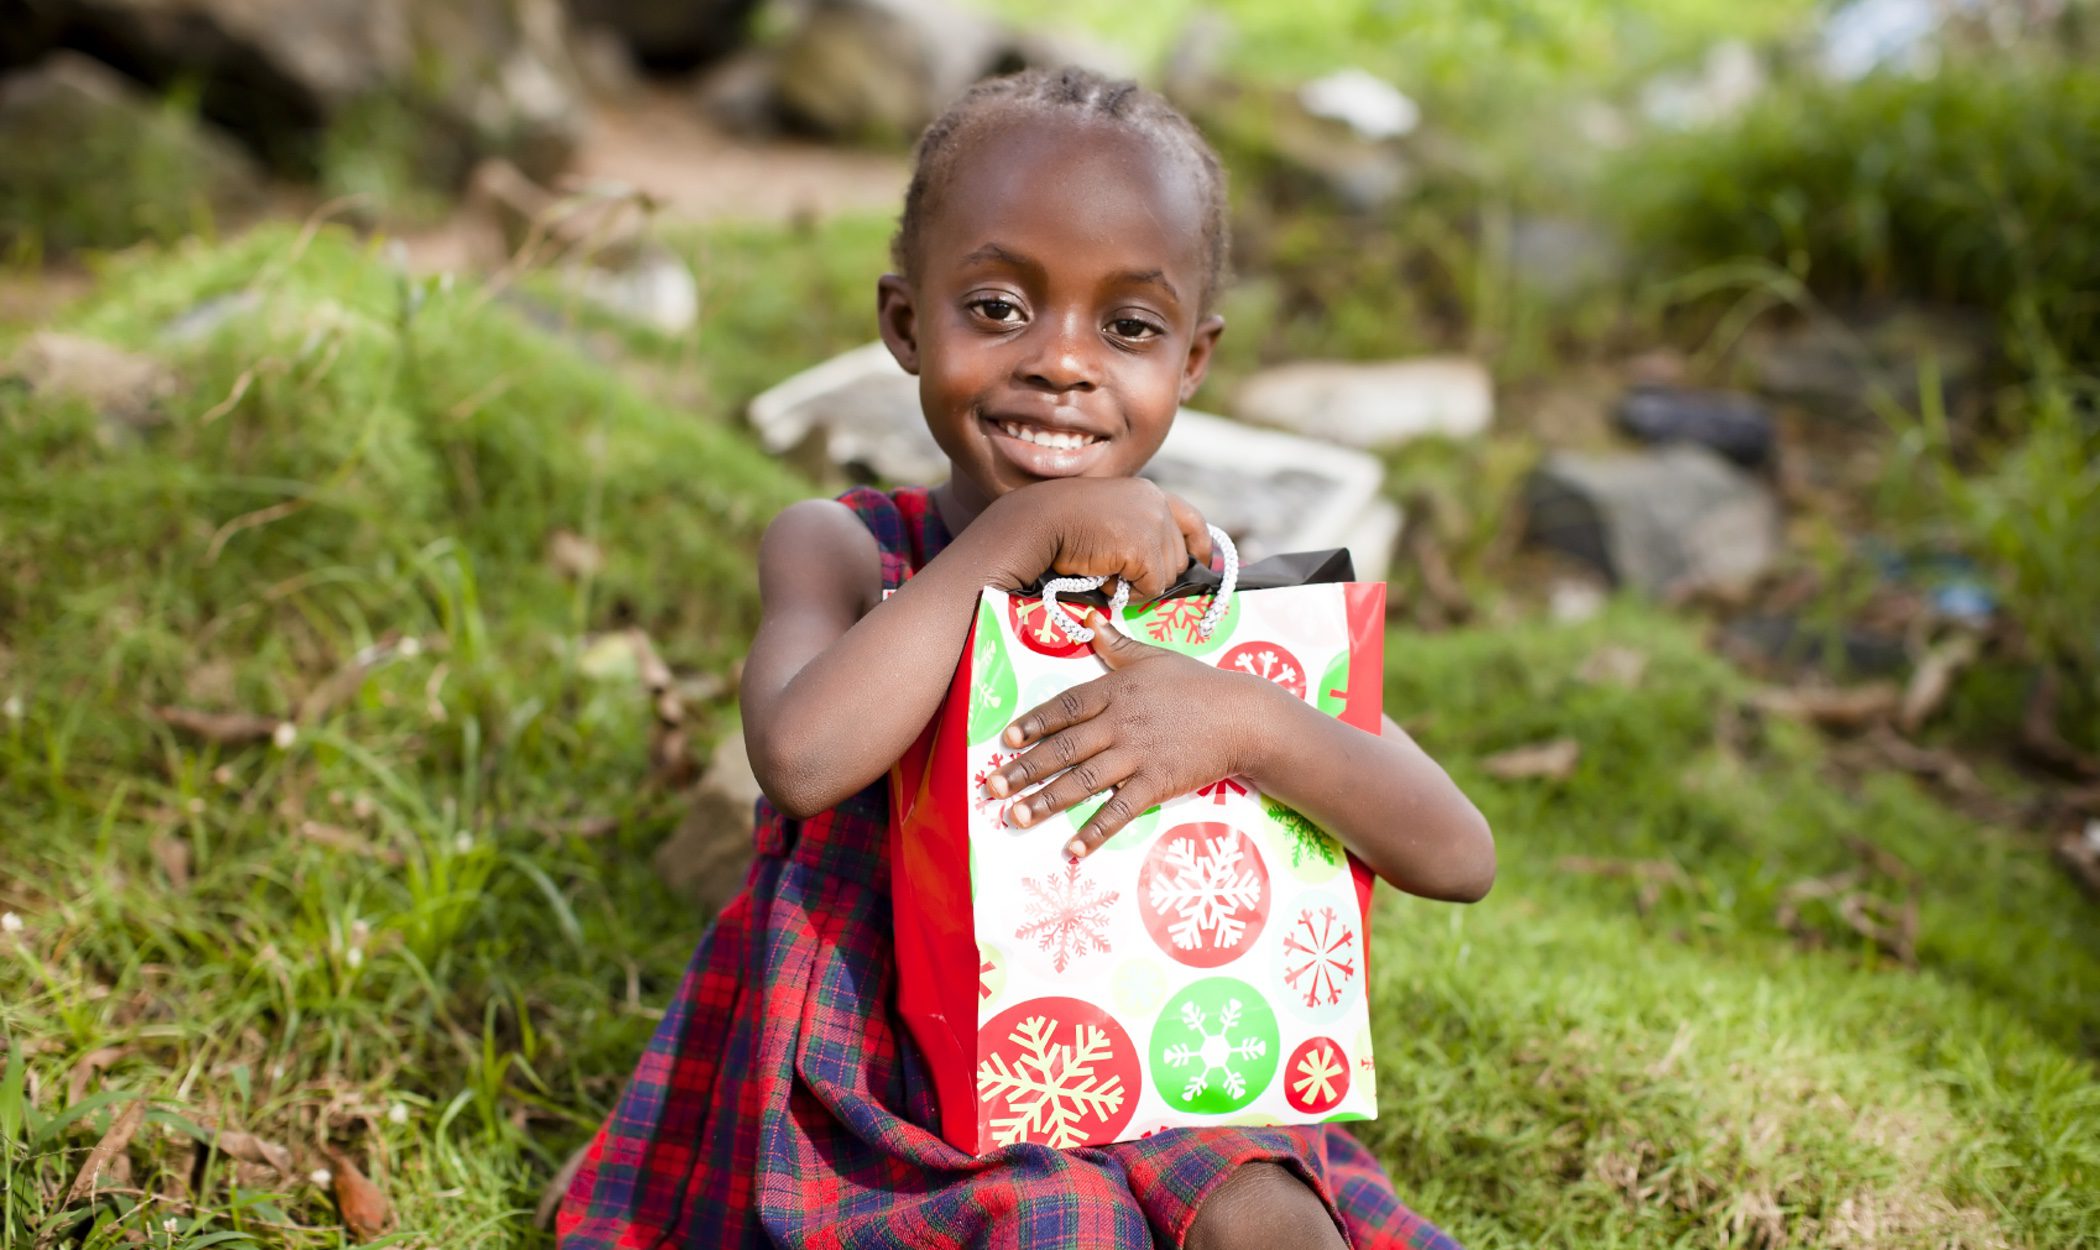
xmin=558 ymin=486 xmax=1460 ymax=1250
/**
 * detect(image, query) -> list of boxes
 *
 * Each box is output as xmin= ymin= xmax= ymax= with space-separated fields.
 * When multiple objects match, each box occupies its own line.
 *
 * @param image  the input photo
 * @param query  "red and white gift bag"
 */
xmin=891 ymin=554 xmax=1386 ymax=1154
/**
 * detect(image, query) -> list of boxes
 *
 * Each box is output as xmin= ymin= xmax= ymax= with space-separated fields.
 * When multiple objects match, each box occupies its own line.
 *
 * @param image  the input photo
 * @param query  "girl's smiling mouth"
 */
xmin=982 ymin=414 xmax=1112 ymax=477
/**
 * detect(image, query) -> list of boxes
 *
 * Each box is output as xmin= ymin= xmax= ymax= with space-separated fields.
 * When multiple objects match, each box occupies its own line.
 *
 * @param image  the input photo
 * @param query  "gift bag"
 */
xmin=890 ymin=546 xmax=1387 ymax=1154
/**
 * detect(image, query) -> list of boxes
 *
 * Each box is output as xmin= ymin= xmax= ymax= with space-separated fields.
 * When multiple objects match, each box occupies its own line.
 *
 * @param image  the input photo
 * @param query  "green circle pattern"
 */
xmin=1149 ymin=976 xmax=1280 ymax=1114
xmin=1261 ymin=795 xmax=1345 ymax=885
xmin=1066 ymin=793 xmax=1160 ymax=851
xmin=1315 ymin=650 xmax=1352 ymax=718
xmin=967 ymin=599 xmax=1018 ymax=745
xmin=1118 ymin=591 xmax=1239 ymax=657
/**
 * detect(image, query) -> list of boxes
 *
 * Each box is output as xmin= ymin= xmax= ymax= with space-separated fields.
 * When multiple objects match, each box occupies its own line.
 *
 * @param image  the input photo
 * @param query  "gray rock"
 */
xmin=11 ymin=0 xmax=584 ymax=183
xmin=1524 ymin=445 xmax=1781 ymax=597
xmin=560 ymin=245 xmax=700 ymax=336
xmin=772 ymin=0 xmax=1004 ymax=143
xmin=5 ymin=331 xmax=181 ymax=440
xmin=652 ymin=731 xmax=762 ymax=915
xmin=746 ymin=342 xmax=1401 ymax=576
xmin=0 ymin=52 xmax=265 ymax=251
xmin=1615 ymin=384 xmax=1775 ymax=468
xmin=1235 ymin=357 xmax=1493 ymax=449
xmin=1509 ymin=216 xmax=1625 ymax=302
xmin=1748 ymin=307 xmax=1988 ymax=422
xmin=564 ymin=0 xmax=759 ymax=72
xmin=1298 ymin=69 xmax=1418 ymax=142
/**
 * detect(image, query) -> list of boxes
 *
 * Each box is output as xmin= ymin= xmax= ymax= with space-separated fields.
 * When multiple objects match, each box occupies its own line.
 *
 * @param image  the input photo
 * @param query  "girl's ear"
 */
xmin=1178 ymin=314 xmax=1226 ymax=403
xmin=877 ymin=274 xmax=921 ymax=376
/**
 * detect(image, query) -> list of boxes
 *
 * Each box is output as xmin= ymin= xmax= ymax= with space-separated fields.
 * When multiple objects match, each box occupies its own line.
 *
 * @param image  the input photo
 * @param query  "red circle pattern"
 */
xmin=1217 ymin=641 xmax=1309 ymax=700
xmin=1137 ymin=822 xmax=1272 ymax=968
xmin=1283 ymin=1036 xmax=1351 ymax=1115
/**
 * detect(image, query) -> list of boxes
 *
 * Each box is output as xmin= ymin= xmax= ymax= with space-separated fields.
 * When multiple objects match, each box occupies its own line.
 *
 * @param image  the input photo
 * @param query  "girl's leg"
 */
xmin=1184 ymin=1162 xmax=1348 ymax=1250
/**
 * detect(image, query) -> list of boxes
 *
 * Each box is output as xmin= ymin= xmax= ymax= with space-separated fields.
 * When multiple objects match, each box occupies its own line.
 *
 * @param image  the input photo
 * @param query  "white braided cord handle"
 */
xmin=1039 ymin=524 xmax=1238 ymax=644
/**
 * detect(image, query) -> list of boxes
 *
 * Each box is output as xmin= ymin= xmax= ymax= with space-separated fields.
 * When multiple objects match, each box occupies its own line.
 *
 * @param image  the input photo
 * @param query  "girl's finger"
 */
xmin=987 ymin=719 xmax=1111 ymax=798
xmin=1165 ymin=493 xmax=1214 ymax=571
xmin=1069 ymin=771 xmax=1166 ymax=857
xmin=1006 ymin=749 xmax=1137 ymax=830
xmin=1003 ymin=675 xmax=1108 ymax=748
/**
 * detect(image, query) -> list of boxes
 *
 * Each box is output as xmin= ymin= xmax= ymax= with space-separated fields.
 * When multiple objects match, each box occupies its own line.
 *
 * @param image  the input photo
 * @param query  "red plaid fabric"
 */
xmin=557 ymin=486 xmax=1460 ymax=1249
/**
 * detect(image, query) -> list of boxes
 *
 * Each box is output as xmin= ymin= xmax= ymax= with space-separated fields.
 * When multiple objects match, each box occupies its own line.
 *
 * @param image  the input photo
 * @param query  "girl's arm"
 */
xmin=742 ymin=481 xmax=1212 ymax=818
xmin=988 ymin=613 xmax=1495 ymax=902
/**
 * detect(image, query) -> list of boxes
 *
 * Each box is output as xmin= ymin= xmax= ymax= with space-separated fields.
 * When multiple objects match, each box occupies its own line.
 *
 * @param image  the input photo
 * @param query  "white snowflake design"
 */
xmin=1015 ymin=860 xmax=1120 ymax=973
xmin=1281 ymin=905 xmax=1358 ymax=1007
xmin=1148 ymin=832 xmax=1264 ymax=955
xmin=1292 ymin=1041 xmax=1346 ymax=1107
xmin=971 ymin=646 xmax=1006 ymax=716
xmin=1160 ymin=997 xmax=1268 ymax=1101
xmin=977 ymin=1015 xmax=1127 ymax=1148
xmin=1228 ymin=647 xmax=1300 ymax=689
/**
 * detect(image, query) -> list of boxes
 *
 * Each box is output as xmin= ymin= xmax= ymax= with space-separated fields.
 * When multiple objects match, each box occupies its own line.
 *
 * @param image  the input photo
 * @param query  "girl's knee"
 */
xmin=1185 ymin=1162 xmax=1347 ymax=1250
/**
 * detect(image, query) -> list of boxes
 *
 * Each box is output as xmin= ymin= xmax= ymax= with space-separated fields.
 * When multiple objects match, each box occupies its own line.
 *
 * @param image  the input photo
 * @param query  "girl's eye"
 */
xmin=1109 ymin=317 xmax=1162 ymax=340
xmin=972 ymin=298 xmax=1023 ymax=324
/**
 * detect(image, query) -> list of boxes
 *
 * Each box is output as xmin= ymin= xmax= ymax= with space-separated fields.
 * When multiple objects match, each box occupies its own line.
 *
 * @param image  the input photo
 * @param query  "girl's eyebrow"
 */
xmin=1110 ymin=268 xmax=1180 ymax=305
xmin=958 ymin=242 xmax=1038 ymax=273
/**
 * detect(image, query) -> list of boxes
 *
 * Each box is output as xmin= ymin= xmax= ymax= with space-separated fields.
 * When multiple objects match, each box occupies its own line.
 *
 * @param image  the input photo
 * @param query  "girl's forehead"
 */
xmin=922 ymin=114 xmax=1210 ymax=289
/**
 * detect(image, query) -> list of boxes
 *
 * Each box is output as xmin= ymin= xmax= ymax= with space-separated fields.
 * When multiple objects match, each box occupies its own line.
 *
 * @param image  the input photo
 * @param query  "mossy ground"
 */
xmin=2 ymin=221 xmax=2096 ymax=1249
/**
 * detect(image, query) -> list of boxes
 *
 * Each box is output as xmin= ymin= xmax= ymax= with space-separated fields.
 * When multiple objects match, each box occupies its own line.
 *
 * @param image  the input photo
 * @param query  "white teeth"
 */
xmin=998 ymin=420 xmax=1096 ymax=451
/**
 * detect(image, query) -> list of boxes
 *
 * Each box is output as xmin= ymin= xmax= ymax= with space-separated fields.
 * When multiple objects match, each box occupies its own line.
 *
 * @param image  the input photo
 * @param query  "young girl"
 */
xmin=558 ymin=68 xmax=1495 ymax=1250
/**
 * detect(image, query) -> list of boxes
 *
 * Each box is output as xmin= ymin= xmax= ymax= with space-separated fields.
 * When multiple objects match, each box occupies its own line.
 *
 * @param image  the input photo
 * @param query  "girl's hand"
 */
xmin=983 ymin=478 xmax=1213 ymax=604
xmin=983 ymin=608 xmax=1282 ymax=858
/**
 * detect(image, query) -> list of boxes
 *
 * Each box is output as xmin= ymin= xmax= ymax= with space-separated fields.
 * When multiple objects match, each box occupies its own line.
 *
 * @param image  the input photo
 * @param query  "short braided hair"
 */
xmin=891 ymin=66 xmax=1231 ymax=309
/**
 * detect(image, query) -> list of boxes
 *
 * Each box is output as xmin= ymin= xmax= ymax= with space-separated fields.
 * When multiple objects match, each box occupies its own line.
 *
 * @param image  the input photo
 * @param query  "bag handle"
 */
xmin=1039 ymin=524 xmax=1238 ymax=644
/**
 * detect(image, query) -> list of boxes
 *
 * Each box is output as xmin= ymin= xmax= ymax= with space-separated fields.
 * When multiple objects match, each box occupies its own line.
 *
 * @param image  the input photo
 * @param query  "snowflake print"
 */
xmin=1138 ymin=823 xmax=1271 ymax=966
xmin=979 ymin=960 xmax=994 ymax=997
xmin=1015 ymin=859 xmax=1120 ymax=973
xmin=971 ymin=752 xmax=1013 ymax=817
xmin=1008 ymin=594 xmax=1089 ymax=658
xmin=1149 ymin=977 xmax=1279 ymax=1113
xmin=977 ymin=1000 xmax=1136 ymax=1148
xmin=1141 ymin=594 xmax=1216 ymax=645
xmin=1219 ymin=641 xmax=1307 ymax=701
xmin=1281 ymin=905 xmax=1358 ymax=1008
xmin=1284 ymin=1037 xmax=1351 ymax=1115
xmin=1194 ymin=777 xmax=1248 ymax=806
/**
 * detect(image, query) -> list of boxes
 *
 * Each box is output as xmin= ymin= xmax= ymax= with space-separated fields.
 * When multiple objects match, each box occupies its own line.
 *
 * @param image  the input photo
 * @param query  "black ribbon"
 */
xmin=1019 ymin=548 xmax=1356 ymax=603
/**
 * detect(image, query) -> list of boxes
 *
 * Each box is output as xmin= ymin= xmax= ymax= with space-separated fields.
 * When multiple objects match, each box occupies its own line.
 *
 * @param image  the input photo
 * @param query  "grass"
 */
xmin=4 ymin=222 xmax=2097 ymax=1249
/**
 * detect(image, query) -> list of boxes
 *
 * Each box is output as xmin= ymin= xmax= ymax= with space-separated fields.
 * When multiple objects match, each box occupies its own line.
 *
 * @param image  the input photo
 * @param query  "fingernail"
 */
xmin=987 ymin=774 xmax=1010 ymax=798
xmin=1009 ymin=802 xmax=1032 ymax=828
xmin=1003 ymin=725 xmax=1025 ymax=747
xmin=1064 ymin=838 xmax=1087 ymax=860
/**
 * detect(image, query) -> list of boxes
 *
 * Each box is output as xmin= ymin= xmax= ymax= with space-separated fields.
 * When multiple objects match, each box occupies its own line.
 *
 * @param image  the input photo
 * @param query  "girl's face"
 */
xmin=878 ymin=114 xmax=1223 ymax=517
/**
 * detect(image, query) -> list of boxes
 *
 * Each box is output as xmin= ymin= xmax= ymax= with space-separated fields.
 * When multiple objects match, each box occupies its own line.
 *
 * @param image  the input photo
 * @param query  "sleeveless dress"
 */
xmin=557 ymin=486 xmax=1460 ymax=1250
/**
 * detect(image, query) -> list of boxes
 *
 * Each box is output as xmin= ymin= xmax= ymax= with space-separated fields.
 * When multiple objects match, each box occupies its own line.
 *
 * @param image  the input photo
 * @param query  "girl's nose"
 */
xmin=1016 ymin=313 xmax=1098 ymax=393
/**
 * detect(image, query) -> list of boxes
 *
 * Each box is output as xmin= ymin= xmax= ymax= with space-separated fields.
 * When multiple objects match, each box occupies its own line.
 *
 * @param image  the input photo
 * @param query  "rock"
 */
xmin=1614 ymin=384 xmax=1775 ymax=469
xmin=1262 ymin=91 xmax=1413 ymax=211
xmin=1748 ymin=306 xmax=1988 ymax=422
xmin=1639 ymin=40 xmax=1765 ymax=130
xmin=772 ymin=0 xmax=1004 ymax=143
xmin=563 ymin=0 xmax=760 ymax=72
xmin=560 ymin=245 xmax=700 ymax=336
xmin=5 ymin=332 xmax=180 ymax=439
xmin=1297 ymin=69 xmax=1419 ymax=142
xmin=652 ymin=732 xmax=762 ymax=914
xmin=9 ymin=0 xmax=585 ymax=183
xmin=1509 ymin=217 xmax=1625 ymax=302
xmin=1523 ymin=445 xmax=1781 ymax=598
xmin=1235 ymin=358 xmax=1493 ymax=450
xmin=746 ymin=342 xmax=1401 ymax=574
xmin=0 ymin=52 xmax=265 ymax=251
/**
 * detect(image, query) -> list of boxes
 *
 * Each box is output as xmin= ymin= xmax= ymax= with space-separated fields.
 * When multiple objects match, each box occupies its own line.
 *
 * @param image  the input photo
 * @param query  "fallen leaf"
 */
xmin=62 ymin=1097 xmax=145 ymax=1206
xmin=323 ymin=1147 xmax=396 ymax=1242
xmin=149 ymin=835 xmax=191 ymax=891
xmin=1482 ymin=738 xmax=1581 ymax=781
xmin=546 ymin=529 xmax=605 ymax=579
xmin=535 ymin=1141 xmax=592 ymax=1229
xmin=2056 ymin=827 xmax=2100 ymax=902
xmin=1898 ymin=633 xmax=1979 ymax=734
xmin=153 ymin=706 xmax=283 ymax=745
xmin=1576 ymin=644 xmax=1649 ymax=688
xmin=65 ymin=1046 xmax=133 ymax=1104
xmin=1749 ymin=683 xmax=1901 ymax=732
xmin=210 ymin=1129 xmax=294 ymax=1176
